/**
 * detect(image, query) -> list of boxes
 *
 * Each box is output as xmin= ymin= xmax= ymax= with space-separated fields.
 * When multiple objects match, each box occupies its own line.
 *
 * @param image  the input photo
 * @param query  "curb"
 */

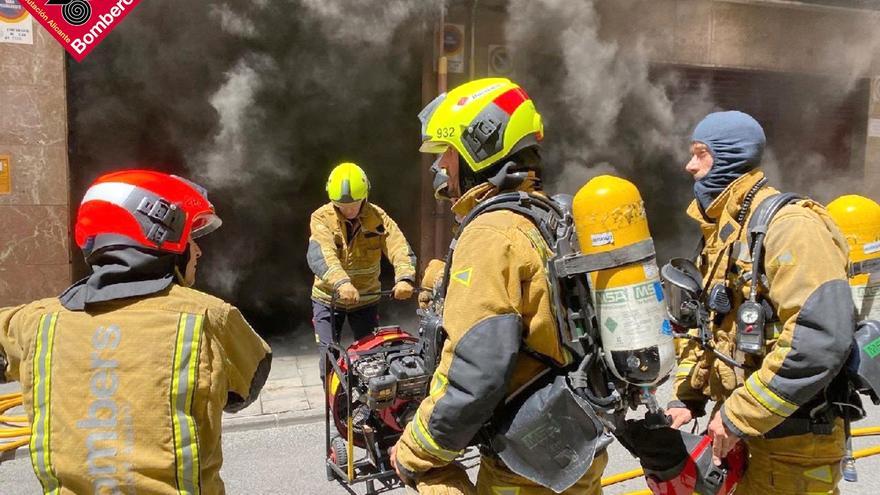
xmin=1 ymin=443 xmax=28 ymax=462
xmin=222 ymin=409 xmax=325 ymax=434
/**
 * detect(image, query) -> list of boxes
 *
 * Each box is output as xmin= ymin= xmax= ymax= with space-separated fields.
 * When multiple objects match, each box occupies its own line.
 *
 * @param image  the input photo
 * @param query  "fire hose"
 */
xmin=0 ymin=392 xmax=29 ymax=453
xmin=3 ymin=388 xmax=880 ymax=489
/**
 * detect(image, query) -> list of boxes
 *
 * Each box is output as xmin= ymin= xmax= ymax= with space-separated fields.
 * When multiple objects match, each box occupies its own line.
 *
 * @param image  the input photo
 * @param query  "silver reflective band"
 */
xmin=30 ymin=313 xmax=61 ymax=494
xmin=851 ymin=258 xmax=880 ymax=277
xmin=171 ymin=313 xmax=204 ymax=495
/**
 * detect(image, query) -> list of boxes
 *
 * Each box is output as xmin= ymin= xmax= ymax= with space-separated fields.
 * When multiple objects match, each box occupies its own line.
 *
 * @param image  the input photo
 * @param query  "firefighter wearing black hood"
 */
xmin=666 ymin=111 xmax=854 ymax=494
xmin=0 ymin=170 xmax=271 ymax=494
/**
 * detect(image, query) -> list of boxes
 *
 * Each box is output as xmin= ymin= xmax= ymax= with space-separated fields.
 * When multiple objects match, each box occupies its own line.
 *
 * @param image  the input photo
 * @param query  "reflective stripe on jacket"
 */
xmin=307 ymin=202 xmax=416 ymax=310
xmin=0 ymin=284 xmax=271 ymax=494
xmin=672 ymin=169 xmax=853 ymax=437
xmin=395 ymin=183 xmax=570 ymax=475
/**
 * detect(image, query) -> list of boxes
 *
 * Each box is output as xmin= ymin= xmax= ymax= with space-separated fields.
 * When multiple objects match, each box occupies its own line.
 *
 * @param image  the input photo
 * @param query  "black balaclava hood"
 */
xmin=59 ymin=235 xmax=188 ymax=311
xmin=692 ymin=111 xmax=766 ymax=210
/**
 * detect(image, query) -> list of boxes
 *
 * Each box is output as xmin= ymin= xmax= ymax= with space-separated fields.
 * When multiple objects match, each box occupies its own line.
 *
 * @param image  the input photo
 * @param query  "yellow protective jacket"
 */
xmin=0 ymin=284 xmax=271 ymax=495
xmin=671 ymin=170 xmax=854 ymax=437
xmin=395 ymin=182 xmax=571 ymax=476
xmin=307 ymin=202 xmax=416 ymax=310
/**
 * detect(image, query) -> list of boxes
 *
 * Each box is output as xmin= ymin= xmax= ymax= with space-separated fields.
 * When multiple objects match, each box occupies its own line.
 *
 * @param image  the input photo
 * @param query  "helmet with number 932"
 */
xmin=418 ymin=78 xmax=544 ymax=173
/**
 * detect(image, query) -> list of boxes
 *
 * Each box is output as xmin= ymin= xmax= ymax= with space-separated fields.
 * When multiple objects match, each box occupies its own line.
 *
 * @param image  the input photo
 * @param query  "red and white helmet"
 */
xmin=75 ymin=170 xmax=222 ymax=255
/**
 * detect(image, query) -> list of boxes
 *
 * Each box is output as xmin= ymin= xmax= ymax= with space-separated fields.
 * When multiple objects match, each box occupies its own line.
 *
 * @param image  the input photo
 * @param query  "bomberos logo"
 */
xmin=46 ymin=0 xmax=90 ymax=26
xmin=18 ymin=0 xmax=142 ymax=62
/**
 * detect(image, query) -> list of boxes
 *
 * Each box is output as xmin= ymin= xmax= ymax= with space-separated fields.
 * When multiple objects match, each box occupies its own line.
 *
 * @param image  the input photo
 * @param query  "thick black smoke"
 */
xmin=67 ymin=0 xmax=877 ymax=333
xmin=68 ymin=1 xmax=441 ymax=332
xmin=505 ymin=0 xmax=878 ymax=260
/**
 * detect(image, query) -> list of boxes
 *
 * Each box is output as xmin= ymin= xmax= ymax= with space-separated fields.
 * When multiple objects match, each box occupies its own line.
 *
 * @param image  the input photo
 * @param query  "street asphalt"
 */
xmin=3 ymin=323 xmax=880 ymax=493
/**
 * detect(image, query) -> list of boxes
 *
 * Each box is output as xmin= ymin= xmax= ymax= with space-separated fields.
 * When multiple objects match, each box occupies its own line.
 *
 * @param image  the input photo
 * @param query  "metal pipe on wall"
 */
xmin=469 ymin=0 xmax=479 ymax=80
xmin=432 ymin=4 xmax=449 ymax=263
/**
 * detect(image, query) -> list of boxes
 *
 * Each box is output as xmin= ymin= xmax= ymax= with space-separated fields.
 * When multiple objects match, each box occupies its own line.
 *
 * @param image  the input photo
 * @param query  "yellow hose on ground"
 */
xmin=602 ymin=468 xmax=644 ymax=486
xmin=604 ymin=441 xmax=880 ymax=491
xmin=0 ymin=395 xmax=25 ymax=424
xmin=4 ymin=385 xmax=880 ymax=476
xmin=855 ymin=445 xmax=880 ymax=459
xmin=0 ymin=437 xmax=28 ymax=453
xmin=0 ymin=391 xmax=28 ymax=453
xmin=853 ymin=426 xmax=880 ymax=437
xmin=0 ymin=428 xmax=29 ymax=438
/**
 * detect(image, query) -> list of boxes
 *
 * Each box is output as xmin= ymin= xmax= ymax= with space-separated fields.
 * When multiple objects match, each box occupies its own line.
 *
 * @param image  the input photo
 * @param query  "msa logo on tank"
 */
xmin=594 ymin=272 xmax=670 ymax=347
xmin=853 ymin=282 xmax=880 ymax=320
xmin=76 ymin=325 xmax=136 ymax=491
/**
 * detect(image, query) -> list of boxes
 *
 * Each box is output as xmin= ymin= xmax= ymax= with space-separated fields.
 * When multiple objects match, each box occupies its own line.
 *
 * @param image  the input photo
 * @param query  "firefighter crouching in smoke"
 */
xmin=390 ymin=78 xmax=609 ymax=495
xmin=666 ymin=111 xmax=855 ymax=494
xmin=307 ymin=162 xmax=417 ymax=379
xmin=0 ymin=170 xmax=271 ymax=494
xmin=828 ymin=195 xmax=880 ymax=322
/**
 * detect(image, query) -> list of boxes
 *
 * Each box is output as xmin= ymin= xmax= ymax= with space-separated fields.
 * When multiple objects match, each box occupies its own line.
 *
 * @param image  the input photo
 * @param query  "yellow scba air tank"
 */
xmin=828 ymin=195 xmax=880 ymax=321
xmin=572 ymin=175 xmax=674 ymax=386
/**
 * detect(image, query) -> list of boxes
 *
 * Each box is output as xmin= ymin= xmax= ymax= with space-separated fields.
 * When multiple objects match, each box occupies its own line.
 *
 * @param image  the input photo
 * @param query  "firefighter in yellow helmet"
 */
xmin=828 ymin=194 xmax=880 ymax=322
xmin=666 ymin=112 xmax=854 ymax=494
xmin=0 ymin=170 xmax=271 ymax=494
xmin=307 ymin=162 xmax=417 ymax=377
xmin=390 ymin=78 xmax=608 ymax=495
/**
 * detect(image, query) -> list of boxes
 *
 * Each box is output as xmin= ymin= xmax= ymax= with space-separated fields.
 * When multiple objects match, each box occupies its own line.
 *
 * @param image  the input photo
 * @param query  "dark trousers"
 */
xmin=311 ymin=300 xmax=379 ymax=379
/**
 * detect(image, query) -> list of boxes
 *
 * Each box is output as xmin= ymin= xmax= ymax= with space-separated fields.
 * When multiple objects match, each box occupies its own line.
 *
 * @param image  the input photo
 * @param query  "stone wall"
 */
xmin=867 ymin=78 xmax=880 ymax=192
xmin=594 ymin=0 xmax=880 ymax=76
xmin=0 ymin=24 xmax=70 ymax=306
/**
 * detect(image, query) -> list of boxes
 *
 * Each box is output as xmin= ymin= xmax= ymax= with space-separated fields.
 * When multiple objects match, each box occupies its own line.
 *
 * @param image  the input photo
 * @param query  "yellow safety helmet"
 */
xmin=827 ymin=194 xmax=880 ymax=264
xmin=418 ymin=78 xmax=544 ymax=173
xmin=326 ymin=162 xmax=370 ymax=203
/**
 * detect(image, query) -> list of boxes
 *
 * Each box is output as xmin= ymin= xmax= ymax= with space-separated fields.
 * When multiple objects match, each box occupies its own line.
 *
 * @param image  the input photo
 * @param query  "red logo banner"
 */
xmin=18 ymin=0 xmax=141 ymax=62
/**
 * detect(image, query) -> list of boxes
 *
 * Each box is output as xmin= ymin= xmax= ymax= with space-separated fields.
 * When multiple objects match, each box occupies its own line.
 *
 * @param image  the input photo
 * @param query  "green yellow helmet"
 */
xmin=326 ymin=162 xmax=370 ymax=203
xmin=828 ymin=194 xmax=880 ymax=264
xmin=418 ymin=78 xmax=544 ymax=173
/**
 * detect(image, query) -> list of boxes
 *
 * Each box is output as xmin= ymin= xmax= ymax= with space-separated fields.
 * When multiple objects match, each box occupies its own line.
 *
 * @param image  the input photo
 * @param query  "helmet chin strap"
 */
xmin=173 ymin=266 xmax=192 ymax=287
xmin=174 ymin=243 xmax=193 ymax=287
xmin=484 ymin=147 xmax=542 ymax=192
xmin=487 ymin=161 xmax=530 ymax=191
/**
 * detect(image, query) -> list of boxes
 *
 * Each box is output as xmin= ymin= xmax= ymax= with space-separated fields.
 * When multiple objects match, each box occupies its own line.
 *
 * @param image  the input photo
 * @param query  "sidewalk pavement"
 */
xmin=0 ymin=328 xmax=329 ymax=442
xmin=222 ymin=329 xmax=327 ymax=432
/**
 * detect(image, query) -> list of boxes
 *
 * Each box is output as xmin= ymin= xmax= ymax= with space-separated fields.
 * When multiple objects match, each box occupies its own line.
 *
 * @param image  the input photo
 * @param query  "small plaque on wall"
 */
xmin=0 ymin=155 xmax=11 ymax=194
xmin=0 ymin=1 xmax=33 ymax=45
xmin=869 ymin=118 xmax=880 ymax=139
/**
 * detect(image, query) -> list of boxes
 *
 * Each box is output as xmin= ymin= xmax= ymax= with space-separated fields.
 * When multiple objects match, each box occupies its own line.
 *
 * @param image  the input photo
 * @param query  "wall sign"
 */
xmin=0 ymin=155 xmax=11 ymax=195
xmin=0 ymin=0 xmax=33 ymax=45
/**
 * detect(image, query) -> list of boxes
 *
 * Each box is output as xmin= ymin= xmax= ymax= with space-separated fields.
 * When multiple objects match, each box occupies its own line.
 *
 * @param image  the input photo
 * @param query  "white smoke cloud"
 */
xmin=504 ymin=0 xmax=717 ymax=258
xmin=210 ymin=3 xmax=258 ymax=37
xmin=192 ymin=59 xmax=268 ymax=190
xmin=300 ymin=0 xmax=439 ymax=47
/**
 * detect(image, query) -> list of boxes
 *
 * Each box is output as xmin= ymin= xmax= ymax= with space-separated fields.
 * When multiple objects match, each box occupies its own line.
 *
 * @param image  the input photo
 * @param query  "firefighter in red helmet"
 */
xmin=0 ymin=169 xmax=271 ymax=494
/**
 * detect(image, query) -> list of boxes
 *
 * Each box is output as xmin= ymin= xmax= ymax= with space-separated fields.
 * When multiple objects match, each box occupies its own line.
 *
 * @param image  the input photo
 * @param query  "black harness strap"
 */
xmin=746 ymin=192 xmax=803 ymax=294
